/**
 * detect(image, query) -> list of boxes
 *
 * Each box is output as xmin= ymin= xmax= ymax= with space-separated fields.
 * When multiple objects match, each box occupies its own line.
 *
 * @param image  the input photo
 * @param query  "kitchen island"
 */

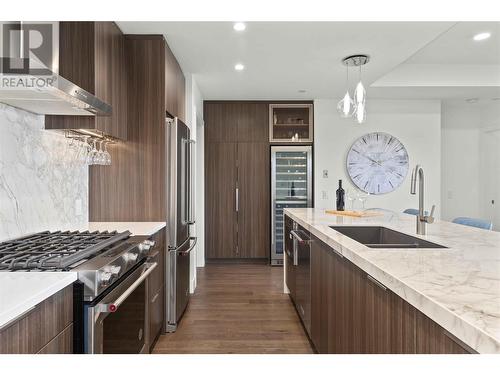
xmin=283 ymin=208 xmax=500 ymax=354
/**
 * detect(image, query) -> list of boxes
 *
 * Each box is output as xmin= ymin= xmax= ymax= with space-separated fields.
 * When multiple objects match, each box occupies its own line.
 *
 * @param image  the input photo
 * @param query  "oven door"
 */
xmin=85 ymin=261 xmax=157 ymax=354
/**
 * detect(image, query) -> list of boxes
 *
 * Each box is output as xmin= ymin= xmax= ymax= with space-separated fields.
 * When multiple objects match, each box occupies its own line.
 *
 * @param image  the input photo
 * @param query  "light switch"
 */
xmin=447 ymin=190 xmax=453 ymax=199
xmin=323 ymin=169 xmax=328 ymax=178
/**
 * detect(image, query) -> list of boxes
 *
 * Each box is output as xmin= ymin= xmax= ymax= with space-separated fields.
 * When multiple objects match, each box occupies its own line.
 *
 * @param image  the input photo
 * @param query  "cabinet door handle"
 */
xmin=235 ymin=187 xmax=239 ymax=212
xmin=367 ymin=274 xmax=387 ymax=291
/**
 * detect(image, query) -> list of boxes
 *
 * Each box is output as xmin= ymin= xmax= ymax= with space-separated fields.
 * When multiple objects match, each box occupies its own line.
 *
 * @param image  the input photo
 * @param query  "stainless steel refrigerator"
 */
xmin=165 ymin=117 xmax=196 ymax=332
xmin=271 ymin=146 xmax=313 ymax=265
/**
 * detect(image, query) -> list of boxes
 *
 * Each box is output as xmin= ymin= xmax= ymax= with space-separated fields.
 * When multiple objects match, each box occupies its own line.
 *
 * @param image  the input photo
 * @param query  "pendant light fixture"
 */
xmin=338 ymin=54 xmax=370 ymax=124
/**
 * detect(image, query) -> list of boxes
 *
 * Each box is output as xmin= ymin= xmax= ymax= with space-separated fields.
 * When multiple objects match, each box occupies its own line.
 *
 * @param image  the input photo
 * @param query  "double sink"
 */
xmin=330 ymin=226 xmax=447 ymax=249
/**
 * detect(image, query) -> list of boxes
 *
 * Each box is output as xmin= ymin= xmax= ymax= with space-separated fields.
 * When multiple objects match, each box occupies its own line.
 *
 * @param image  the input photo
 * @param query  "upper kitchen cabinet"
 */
xmin=269 ymin=103 xmax=313 ymax=143
xmin=165 ymin=42 xmax=186 ymax=121
xmin=204 ymin=101 xmax=268 ymax=143
xmin=45 ymin=22 xmax=128 ymax=140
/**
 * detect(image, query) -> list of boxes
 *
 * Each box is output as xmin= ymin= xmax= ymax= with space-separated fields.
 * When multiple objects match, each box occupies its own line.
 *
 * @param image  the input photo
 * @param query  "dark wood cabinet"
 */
xmin=165 ymin=41 xmax=186 ymax=121
xmin=89 ymin=34 xmax=185 ymax=223
xmin=204 ymin=102 xmax=269 ymax=143
xmin=0 ymin=286 xmax=73 ymax=354
xmin=37 ymin=324 xmax=73 ymax=354
xmin=205 ymin=141 xmax=268 ymax=260
xmin=296 ymin=218 xmax=474 ymax=354
xmin=204 ymin=102 xmax=271 ymax=261
xmin=205 ymin=142 xmax=238 ymax=259
xmin=416 ymin=310 xmax=474 ymax=354
xmin=45 ymin=22 xmax=127 ymax=140
xmin=237 ymin=142 xmax=270 ymax=259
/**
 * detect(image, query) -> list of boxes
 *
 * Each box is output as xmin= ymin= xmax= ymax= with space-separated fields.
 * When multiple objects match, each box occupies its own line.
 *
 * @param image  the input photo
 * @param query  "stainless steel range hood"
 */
xmin=0 ymin=21 xmax=111 ymax=116
xmin=0 ymin=73 xmax=112 ymax=116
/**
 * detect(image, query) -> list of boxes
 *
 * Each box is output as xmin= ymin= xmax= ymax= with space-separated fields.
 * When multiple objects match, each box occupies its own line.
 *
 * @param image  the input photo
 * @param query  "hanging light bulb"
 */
xmin=337 ymin=91 xmax=356 ymax=118
xmin=356 ymin=101 xmax=366 ymax=124
xmin=354 ymin=81 xmax=365 ymax=105
xmin=337 ymin=64 xmax=356 ymax=118
xmin=354 ymin=65 xmax=366 ymax=105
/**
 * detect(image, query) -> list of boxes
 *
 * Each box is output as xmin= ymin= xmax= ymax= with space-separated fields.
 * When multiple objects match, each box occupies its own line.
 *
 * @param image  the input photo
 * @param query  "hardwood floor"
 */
xmin=152 ymin=264 xmax=314 ymax=354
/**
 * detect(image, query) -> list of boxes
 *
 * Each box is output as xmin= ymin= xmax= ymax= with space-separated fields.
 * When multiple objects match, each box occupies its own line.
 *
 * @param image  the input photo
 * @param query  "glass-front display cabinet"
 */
xmin=269 ymin=103 xmax=313 ymax=143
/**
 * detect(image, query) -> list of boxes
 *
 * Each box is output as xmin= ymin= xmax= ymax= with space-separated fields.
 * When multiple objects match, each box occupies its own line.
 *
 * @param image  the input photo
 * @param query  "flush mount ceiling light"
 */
xmin=298 ymin=89 xmax=307 ymax=93
xmin=233 ymin=22 xmax=246 ymax=31
xmin=234 ymin=63 xmax=245 ymax=71
xmin=337 ymin=54 xmax=370 ymax=124
xmin=473 ymin=32 xmax=491 ymax=41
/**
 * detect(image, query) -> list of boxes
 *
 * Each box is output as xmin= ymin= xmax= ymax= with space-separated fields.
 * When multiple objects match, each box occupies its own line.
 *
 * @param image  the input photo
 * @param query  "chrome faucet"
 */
xmin=410 ymin=164 xmax=435 ymax=235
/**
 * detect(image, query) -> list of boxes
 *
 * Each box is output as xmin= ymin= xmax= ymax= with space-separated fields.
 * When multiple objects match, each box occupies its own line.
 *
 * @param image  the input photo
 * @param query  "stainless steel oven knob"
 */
xmin=108 ymin=265 xmax=121 ymax=275
xmin=122 ymin=252 xmax=139 ymax=262
xmin=98 ymin=271 xmax=113 ymax=285
xmin=138 ymin=242 xmax=151 ymax=253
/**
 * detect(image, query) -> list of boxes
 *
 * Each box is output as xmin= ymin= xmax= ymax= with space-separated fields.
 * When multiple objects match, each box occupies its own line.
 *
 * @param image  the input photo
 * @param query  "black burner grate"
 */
xmin=0 ymin=230 xmax=131 ymax=271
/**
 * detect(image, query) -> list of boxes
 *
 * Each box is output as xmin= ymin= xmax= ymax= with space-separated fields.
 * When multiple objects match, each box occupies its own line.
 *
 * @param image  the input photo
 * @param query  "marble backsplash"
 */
xmin=0 ymin=104 xmax=88 ymax=241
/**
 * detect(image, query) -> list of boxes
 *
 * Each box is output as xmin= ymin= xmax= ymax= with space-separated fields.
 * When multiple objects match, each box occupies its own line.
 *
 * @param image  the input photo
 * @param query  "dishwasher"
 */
xmin=289 ymin=223 xmax=311 ymax=335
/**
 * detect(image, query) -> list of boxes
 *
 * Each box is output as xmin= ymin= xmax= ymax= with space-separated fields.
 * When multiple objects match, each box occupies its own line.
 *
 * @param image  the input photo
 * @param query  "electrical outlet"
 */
xmin=447 ymin=190 xmax=453 ymax=199
xmin=321 ymin=191 xmax=328 ymax=199
xmin=323 ymin=169 xmax=328 ymax=178
xmin=75 ymin=199 xmax=82 ymax=216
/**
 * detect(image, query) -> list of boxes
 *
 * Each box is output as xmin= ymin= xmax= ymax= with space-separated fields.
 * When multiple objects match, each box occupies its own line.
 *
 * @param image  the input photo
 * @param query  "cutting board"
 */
xmin=325 ymin=209 xmax=383 ymax=218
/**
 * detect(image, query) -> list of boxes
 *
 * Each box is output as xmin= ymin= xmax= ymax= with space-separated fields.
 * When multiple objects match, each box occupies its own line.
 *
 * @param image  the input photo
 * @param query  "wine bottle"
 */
xmin=336 ymin=180 xmax=345 ymax=211
xmin=290 ymin=181 xmax=296 ymax=197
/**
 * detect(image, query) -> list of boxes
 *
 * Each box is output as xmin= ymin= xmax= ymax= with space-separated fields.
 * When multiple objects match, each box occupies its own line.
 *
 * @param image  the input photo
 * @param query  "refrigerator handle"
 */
xmin=186 ymin=139 xmax=196 ymax=225
xmin=235 ymin=187 xmax=239 ymax=212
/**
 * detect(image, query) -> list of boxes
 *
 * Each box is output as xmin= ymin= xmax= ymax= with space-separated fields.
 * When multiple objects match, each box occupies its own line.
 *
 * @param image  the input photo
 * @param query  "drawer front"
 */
xmin=0 ymin=285 xmax=73 ymax=354
xmin=149 ymin=229 xmax=166 ymax=296
xmin=149 ymin=286 xmax=164 ymax=351
xmin=37 ymin=324 xmax=73 ymax=354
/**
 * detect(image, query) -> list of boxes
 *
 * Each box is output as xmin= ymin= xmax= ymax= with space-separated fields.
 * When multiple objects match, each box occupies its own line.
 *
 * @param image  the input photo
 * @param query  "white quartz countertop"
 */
xmin=284 ymin=208 xmax=500 ymax=354
xmin=0 ymin=272 xmax=77 ymax=330
xmin=85 ymin=222 xmax=166 ymax=236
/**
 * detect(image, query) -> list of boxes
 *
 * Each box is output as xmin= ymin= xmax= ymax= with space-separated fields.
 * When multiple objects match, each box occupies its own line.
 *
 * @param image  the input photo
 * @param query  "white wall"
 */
xmin=441 ymin=101 xmax=500 ymax=230
xmin=0 ymin=104 xmax=88 ymax=241
xmin=441 ymin=104 xmax=481 ymax=221
xmin=185 ymin=73 xmax=205 ymax=293
xmin=313 ymin=99 xmax=441 ymax=216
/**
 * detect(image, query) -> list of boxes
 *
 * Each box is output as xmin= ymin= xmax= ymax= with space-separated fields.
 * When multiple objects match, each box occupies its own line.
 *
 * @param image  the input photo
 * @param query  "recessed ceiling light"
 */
xmin=466 ymin=98 xmax=479 ymax=104
xmin=473 ymin=32 xmax=491 ymax=41
xmin=234 ymin=63 xmax=245 ymax=71
xmin=298 ymin=89 xmax=307 ymax=93
xmin=233 ymin=22 xmax=246 ymax=31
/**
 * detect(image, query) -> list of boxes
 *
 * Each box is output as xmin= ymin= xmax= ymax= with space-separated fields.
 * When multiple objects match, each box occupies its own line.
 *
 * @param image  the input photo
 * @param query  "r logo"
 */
xmin=1 ymin=23 xmax=54 ymax=75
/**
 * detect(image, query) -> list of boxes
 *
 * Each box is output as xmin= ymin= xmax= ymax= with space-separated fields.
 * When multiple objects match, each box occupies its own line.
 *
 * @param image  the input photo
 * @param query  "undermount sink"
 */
xmin=329 ymin=226 xmax=447 ymax=249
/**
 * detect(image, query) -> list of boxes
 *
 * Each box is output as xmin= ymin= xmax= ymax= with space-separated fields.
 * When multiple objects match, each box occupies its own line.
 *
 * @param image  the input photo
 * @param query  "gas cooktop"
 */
xmin=0 ymin=230 xmax=131 ymax=271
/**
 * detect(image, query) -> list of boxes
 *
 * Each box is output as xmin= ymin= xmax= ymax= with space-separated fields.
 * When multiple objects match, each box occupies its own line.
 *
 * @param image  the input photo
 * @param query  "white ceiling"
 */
xmin=117 ymin=21 xmax=500 ymax=101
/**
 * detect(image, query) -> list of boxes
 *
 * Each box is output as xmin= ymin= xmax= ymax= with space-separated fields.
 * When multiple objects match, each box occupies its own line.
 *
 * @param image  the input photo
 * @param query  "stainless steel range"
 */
xmin=0 ymin=230 xmax=158 ymax=354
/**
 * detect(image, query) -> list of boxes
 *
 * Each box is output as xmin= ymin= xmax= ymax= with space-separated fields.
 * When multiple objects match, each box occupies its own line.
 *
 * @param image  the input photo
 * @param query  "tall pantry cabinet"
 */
xmin=204 ymin=102 xmax=270 ymax=261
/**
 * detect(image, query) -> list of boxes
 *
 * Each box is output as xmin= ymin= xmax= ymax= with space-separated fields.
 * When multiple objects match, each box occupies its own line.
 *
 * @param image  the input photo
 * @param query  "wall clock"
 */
xmin=346 ymin=132 xmax=409 ymax=195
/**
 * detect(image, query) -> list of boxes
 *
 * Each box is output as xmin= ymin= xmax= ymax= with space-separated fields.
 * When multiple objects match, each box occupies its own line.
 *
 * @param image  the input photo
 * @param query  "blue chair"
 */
xmin=452 ymin=217 xmax=493 ymax=230
xmin=403 ymin=208 xmax=428 ymax=216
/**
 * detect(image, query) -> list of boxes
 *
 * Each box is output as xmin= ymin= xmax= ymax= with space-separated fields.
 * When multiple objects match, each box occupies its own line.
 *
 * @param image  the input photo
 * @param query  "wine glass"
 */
xmin=346 ymin=189 xmax=355 ymax=210
xmin=357 ymin=190 xmax=370 ymax=210
xmin=103 ymin=142 xmax=111 ymax=165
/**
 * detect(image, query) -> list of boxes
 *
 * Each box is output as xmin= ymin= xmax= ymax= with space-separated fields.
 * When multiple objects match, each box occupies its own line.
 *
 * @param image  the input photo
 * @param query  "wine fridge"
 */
xmin=271 ymin=146 xmax=313 ymax=265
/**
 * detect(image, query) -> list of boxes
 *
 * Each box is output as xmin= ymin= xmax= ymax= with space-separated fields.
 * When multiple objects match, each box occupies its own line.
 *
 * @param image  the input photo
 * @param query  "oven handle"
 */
xmin=98 ymin=262 xmax=157 ymax=313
